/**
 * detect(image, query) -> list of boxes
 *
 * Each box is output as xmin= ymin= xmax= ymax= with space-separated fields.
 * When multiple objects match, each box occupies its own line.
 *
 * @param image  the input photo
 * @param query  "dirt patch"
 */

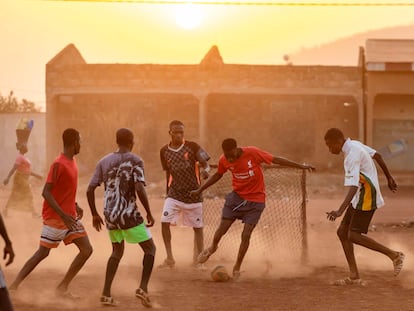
xmin=1 ymin=177 xmax=414 ymax=310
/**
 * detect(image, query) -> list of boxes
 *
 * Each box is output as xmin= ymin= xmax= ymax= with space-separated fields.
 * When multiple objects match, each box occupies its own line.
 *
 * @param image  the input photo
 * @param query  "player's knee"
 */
xmin=81 ymin=245 xmax=93 ymax=259
xmin=337 ymin=226 xmax=348 ymax=240
xmin=37 ymin=247 xmax=51 ymax=260
xmin=111 ymin=247 xmax=124 ymax=259
xmin=144 ymin=241 xmax=156 ymax=256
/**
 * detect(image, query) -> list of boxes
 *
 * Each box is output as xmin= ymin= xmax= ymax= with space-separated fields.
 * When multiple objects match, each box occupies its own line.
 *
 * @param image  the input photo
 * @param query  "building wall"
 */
xmin=365 ymin=72 xmax=414 ymax=172
xmin=46 ymin=45 xmax=363 ymax=181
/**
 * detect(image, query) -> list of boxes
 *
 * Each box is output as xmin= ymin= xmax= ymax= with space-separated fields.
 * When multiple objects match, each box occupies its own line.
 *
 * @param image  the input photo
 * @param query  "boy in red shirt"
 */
xmin=9 ymin=128 xmax=93 ymax=298
xmin=191 ymin=138 xmax=314 ymax=279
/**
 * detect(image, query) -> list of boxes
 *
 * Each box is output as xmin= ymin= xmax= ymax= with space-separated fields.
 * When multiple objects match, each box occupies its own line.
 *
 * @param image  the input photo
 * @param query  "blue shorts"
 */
xmin=222 ymin=192 xmax=265 ymax=225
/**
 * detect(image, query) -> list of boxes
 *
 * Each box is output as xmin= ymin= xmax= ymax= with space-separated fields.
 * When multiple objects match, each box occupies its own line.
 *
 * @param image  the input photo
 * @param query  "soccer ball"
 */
xmin=210 ymin=265 xmax=231 ymax=282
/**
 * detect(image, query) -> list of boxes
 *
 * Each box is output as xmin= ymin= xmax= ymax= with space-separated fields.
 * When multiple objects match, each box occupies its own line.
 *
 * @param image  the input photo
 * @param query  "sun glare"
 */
xmin=174 ymin=3 xmax=204 ymax=30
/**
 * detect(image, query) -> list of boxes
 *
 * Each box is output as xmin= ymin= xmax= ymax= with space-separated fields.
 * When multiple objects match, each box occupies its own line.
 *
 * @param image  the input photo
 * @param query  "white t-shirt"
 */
xmin=342 ymin=138 xmax=384 ymax=210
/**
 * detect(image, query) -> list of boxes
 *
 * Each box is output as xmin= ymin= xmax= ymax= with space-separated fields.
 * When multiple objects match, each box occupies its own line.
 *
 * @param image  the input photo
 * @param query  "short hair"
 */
xmin=116 ymin=128 xmax=134 ymax=146
xmin=62 ymin=128 xmax=80 ymax=148
xmin=324 ymin=128 xmax=345 ymax=141
xmin=169 ymin=120 xmax=184 ymax=130
xmin=222 ymin=138 xmax=237 ymax=151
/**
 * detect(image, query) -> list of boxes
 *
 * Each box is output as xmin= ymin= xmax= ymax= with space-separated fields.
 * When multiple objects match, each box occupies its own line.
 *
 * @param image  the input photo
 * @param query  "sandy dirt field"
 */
xmin=1 ymin=174 xmax=413 ymax=311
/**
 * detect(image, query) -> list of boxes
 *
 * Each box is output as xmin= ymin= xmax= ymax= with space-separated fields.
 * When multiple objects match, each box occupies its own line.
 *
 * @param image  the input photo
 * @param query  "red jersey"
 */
xmin=42 ymin=154 xmax=78 ymax=223
xmin=217 ymin=146 xmax=273 ymax=203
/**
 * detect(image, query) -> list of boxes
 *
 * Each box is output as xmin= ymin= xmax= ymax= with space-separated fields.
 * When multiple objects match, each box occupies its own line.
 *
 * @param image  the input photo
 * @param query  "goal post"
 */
xmin=202 ymin=165 xmax=308 ymax=265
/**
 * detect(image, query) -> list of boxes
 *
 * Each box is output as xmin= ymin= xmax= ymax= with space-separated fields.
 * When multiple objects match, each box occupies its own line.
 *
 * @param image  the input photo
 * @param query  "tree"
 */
xmin=0 ymin=91 xmax=41 ymax=113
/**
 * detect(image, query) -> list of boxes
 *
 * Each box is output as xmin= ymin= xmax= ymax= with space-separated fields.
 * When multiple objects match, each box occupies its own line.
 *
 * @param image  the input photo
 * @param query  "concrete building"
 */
xmin=363 ymin=39 xmax=414 ymax=172
xmin=45 ymin=41 xmax=413 ymax=182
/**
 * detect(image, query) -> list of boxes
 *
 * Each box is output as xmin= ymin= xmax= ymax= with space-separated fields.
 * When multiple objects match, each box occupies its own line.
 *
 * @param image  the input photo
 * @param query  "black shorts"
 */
xmin=340 ymin=205 xmax=375 ymax=234
xmin=222 ymin=192 xmax=265 ymax=225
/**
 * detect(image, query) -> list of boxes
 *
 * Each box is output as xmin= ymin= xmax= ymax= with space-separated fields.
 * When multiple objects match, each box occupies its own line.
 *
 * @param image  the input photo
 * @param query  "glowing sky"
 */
xmin=1 ymin=0 xmax=414 ymax=110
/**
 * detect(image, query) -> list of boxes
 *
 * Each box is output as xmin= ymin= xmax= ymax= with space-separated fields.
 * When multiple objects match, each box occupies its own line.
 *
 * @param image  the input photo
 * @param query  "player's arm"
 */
xmin=135 ymin=181 xmax=154 ymax=227
xmin=326 ymin=186 xmax=358 ymax=221
xmin=160 ymin=148 xmax=170 ymax=194
xmin=272 ymin=156 xmax=315 ymax=171
xmin=164 ymin=170 xmax=171 ymax=194
xmin=373 ymin=152 xmax=397 ymax=192
xmin=42 ymin=163 xmax=77 ymax=230
xmin=0 ymin=213 xmax=14 ymax=266
xmin=196 ymin=146 xmax=211 ymax=179
xmin=3 ymin=164 xmax=17 ymax=185
xmin=86 ymin=184 xmax=104 ymax=232
xmin=190 ymin=172 xmax=222 ymax=197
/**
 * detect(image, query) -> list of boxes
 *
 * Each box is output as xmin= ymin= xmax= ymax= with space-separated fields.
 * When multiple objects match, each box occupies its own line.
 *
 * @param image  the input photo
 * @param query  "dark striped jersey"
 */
xmin=160 ymin=140 xmax=209 ymax=204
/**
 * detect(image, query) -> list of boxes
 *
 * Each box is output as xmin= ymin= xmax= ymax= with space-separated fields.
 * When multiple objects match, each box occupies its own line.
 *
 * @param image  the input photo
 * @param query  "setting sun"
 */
xmin=174 ymin=3 xmax=204 ymax=29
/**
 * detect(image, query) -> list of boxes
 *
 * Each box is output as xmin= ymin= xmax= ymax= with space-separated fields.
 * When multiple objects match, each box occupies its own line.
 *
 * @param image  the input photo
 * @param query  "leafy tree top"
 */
xmin=0 ymin=91 xmax=41 ymax=113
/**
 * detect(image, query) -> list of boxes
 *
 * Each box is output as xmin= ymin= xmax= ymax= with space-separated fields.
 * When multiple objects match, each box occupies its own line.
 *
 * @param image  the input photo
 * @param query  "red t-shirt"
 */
xmin=217 ymin=146 xmax=273 ymax=203
xmin=42 ymin=154 xmax=78 ymax=222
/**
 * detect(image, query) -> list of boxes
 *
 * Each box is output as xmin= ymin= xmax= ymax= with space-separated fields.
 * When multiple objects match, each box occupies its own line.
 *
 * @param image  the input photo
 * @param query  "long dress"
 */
xmin=5 ymin=154 xmax=34 ymax=213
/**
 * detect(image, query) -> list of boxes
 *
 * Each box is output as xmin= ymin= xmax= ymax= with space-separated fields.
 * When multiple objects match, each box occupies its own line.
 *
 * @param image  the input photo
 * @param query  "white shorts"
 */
xmin=161 ymin=198 xmax=203 ymax=228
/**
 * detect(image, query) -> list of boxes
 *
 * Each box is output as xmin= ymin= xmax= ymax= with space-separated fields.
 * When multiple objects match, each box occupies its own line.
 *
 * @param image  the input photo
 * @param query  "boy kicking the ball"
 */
xmin=190 ymin=138 xmax=314 ymax=279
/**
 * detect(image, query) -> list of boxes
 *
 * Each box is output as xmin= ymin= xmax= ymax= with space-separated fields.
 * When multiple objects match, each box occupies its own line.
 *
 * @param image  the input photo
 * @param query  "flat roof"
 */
xmin=366 ymin=39 xmax=414 ymax=63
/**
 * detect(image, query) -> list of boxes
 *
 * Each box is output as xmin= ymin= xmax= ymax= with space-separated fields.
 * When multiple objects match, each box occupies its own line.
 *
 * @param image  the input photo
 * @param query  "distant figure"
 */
xmin=0 ymin=210 xmax=15 ymax=311
xmin=191 ymin=138 xmax=314 ymax=279
xmin=87 ymin=128 xmax=156 ymax=308
xmin=158 ymin=120 xmax=210 ymax=269
xmin=9 ymin=128 xmax=93 ymax=298
xmin=324 ymin=128 xmax=404 ymax=285
xmin=3 ymin=142 xmax=42 ymax=217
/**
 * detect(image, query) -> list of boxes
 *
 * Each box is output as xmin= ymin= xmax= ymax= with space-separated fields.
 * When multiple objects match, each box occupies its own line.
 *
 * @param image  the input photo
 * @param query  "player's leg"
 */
xmin=198 ymin=218 xmax=235 ymax=264
xmin=56 ymin=235 xmax=93 ymax=294
xmin=233 ymin=223 xmax=256 ymax=275
xmin=348 ymin=209 xmax=404 ymax=275
xmin=9 ymin=245 xmax=51 ymax=290
xmin=160 ymin=222 xmax=174 ymax=264
xmin=138 ymin=238 xmax=156 ymax=293
xmin=10 ymin=221 xmax=68 ymax=289
xmin=181 ymin=201 xmax=204 ymax=265
xmin=232 ymin=201 xmax=264 ymax=277
xmin=0 ymin=287 xmax=13 ymax=311
xmin=336 ymin=206 xmax=359 ymax=280
xmin=0 ymin=268 xmax=14 ymax=311
xmin=193 ymin=227 xmax=203 ymax=264
xmin=103 ymin=239 xmax=125 ymax=298
xmin=132 ymin=224 xmax=156 ymax=308
xmin=160 ymin=198 xmax=180 ymax=267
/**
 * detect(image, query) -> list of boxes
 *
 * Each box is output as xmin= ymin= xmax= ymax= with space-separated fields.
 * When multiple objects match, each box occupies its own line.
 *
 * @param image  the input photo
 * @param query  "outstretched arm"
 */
xmin=272 ymin=156 xmax=315 ymax=171
xmin=190 ymin=172 xmax=222 ymax=198
xmin=136 ymin=182 xmax=154 ymax=227
xmin=373 ymin=152 xmax=397 ymax=192
xmin=0 ymin=213 xmax=14 ymax=266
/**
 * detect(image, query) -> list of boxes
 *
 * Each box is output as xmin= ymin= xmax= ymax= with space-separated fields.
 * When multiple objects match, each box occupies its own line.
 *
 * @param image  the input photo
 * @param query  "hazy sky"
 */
xmin=1 ymin=0 xmax=414 ymax=110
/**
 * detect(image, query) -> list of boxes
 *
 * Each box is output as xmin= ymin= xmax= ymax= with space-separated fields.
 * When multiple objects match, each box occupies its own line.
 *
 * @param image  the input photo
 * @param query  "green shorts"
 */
xmin=108 ymin=223 xmax=152 ymax=244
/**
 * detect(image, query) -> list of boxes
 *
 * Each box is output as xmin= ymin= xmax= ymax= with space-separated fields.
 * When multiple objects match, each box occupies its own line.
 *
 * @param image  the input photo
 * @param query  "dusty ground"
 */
xmin=1 ymin=173 xmax=414 ymax=311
